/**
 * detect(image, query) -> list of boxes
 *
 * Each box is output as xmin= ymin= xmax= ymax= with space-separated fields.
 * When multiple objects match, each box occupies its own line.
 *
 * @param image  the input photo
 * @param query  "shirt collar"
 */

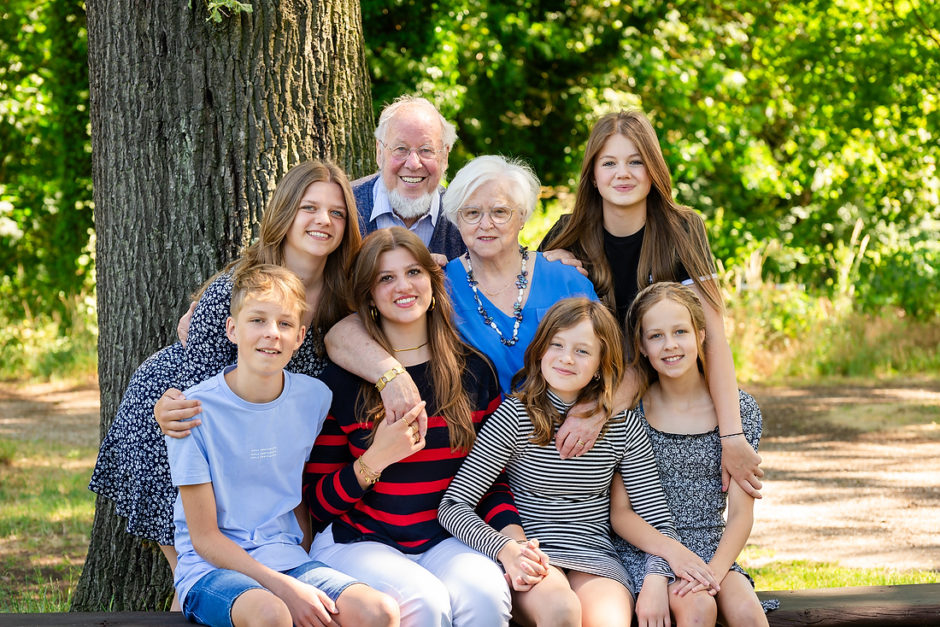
xmin=370 ymin=175 xmax=440 ymax=227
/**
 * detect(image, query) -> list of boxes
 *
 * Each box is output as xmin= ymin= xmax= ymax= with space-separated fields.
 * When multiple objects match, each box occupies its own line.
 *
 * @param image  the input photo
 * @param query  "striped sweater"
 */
xmin=303 ymin=354 xmax=520 ymax=554
xmin=438 ymin=393 xmax=678 ymax=589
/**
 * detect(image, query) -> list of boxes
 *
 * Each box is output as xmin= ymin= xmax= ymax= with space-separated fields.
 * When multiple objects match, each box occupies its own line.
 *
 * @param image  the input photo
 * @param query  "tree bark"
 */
xmin=73 ymin=0 xmax=374 ymax=611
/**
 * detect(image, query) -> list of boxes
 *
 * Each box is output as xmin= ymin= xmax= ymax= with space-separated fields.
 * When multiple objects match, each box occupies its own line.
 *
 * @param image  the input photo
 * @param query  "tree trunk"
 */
xmin=73 ymin=0 xmax=374 ymax=611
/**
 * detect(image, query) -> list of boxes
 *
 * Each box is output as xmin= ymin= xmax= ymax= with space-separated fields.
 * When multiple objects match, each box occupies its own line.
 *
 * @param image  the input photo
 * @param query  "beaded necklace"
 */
xmin=465 ymin=247 xmax=529 ymax=346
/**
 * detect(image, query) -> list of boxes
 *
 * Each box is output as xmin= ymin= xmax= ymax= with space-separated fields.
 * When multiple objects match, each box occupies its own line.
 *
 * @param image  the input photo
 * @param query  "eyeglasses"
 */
xmin=379 ymin=140 xmax=443 ymax=162
xmin=457 ymin=206 xmax=515 ymax=225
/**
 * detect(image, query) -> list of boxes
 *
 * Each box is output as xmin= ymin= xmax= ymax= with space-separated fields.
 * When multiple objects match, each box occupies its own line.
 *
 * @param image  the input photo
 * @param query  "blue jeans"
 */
xmin=183 ymin=560 xmax=358 ymax=627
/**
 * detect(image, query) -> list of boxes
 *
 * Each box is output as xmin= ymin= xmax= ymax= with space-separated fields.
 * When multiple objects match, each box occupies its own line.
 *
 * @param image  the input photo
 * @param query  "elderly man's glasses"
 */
xmin=379 ymin=140 xmax=442 ymax=162
xmin=457 ymin=206 xmax=514 ymax=225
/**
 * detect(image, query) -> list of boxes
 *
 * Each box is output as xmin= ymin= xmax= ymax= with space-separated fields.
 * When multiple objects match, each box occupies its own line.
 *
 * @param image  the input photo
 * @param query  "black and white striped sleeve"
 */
xmin=438 ymin=397 xmax=524 ymax=561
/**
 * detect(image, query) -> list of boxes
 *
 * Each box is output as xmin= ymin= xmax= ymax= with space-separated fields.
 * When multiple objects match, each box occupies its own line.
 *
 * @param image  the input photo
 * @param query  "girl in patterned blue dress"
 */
xmin=614 ymin=282 xmax=772 ymax=626
xmin=439 ymin=298 xmax=719 ymax=627
xmin=88 ymin=160 xmax=362 ymax=609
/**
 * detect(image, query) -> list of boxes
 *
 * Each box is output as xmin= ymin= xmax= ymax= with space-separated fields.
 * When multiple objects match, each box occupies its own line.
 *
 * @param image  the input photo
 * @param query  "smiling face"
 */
xmin=283 ymin=181 xmax=348 ymax=265
xmin=593 ymin=133 xmax=652 ymax=216
xmin=540 ymin=317 xmax=602 ymax=403
xmin=639 ymin=297 xmax=705 ymax=382
xmin=370 ymin=246 xmax=434 ymax=331
xmin=456 ymin=178 xmax=525 ymax=261
xmin=226 ymin=296 xmax=305 ymax=377
xmin=377 ymin=104 xmax=449 ymax=215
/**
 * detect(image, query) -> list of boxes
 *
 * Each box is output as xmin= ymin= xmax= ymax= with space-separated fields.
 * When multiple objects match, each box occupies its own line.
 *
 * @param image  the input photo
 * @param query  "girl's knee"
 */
xmin=231 ymin=588 xmax=291 ymax=627
xmin=448 ymin=571 xmax=511 ymax=624
xmin=720 ymin=599 xmax=768 ymax=627
xmin=671 ymin=589 xmax=717 ymax=627
xmin=526 ymin=589 xmax=581 ymax=627
xmin=398 ymin=576 xmax=452 ymax=624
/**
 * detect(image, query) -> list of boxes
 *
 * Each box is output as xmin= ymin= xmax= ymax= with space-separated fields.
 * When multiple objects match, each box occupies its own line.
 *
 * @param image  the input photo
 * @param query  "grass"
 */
xmin=728 ymin=288 xmax=940 ymax=383
xmin=741 ymin=545 xmax=940 ymax=590
xmin=0 ymin=436 xmax=97 ymax=612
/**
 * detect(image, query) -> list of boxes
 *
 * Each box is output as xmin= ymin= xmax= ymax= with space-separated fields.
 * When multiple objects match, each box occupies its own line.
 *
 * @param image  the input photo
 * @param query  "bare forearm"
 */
xmin=499 ymin=523 xmax=527 ymax=542
xmin=706 ymin=333 xmax=742 ymax=436
xmin=612 ymin=509 xmax=680 ymax=556
xmin=192 ymin=528 xmax=289 ymax=593
xmin=615 ymin=367 xmax=640 ymax=413
xmin=324 ymin=314 xmax=398 ymax=381
xmin=710 ymin=490 xmax=754 ymax=578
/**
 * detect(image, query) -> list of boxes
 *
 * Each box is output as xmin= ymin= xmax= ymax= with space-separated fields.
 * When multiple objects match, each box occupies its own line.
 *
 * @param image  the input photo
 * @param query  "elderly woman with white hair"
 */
xmin=442 ymin=155 xmax=597 ymax=393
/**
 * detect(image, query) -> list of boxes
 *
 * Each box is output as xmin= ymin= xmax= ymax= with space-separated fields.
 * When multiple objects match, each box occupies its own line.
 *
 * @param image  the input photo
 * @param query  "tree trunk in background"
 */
xmin=73 ymin=0 xmax=373 ymax=611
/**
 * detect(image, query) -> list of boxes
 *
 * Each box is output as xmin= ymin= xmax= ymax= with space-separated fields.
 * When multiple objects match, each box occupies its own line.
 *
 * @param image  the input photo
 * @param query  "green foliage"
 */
xmin=0 ymin=0 xmax=92 ymax=324
xmin=725 ymin=277 xmax=940 ymax=382
xmin=361 ymin=0 xmax=940 ymax=319
xmin=0 ymin=290 xmax=97 ymax=381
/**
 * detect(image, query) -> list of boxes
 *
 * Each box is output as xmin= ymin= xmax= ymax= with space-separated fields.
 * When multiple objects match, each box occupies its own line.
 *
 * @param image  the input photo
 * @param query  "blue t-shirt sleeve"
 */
xmin=166 ymin=424 xmax=211 ymax=487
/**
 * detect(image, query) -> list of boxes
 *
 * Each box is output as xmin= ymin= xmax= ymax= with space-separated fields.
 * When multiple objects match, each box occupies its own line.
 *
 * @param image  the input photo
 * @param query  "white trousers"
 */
xmin=311 ymin=524 xmax=511 ymax=627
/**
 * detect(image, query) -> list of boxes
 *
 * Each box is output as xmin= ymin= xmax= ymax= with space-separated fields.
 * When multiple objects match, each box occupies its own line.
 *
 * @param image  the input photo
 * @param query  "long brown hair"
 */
xmin=512 ymin=298 xmax=624 ymax=446
xmin=196 ymin=159 xmax=361 ymax=350
xmin=350 ymin=227 xmax=479 ymax=452
xmin=626 ymin=282 xmax=709 ymax=405
xmin=542 ymin=110 xmax=722 ymax=314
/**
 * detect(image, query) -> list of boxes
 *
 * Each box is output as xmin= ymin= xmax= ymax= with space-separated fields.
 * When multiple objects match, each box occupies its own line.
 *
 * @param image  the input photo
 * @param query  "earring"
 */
xmin=370 ymin=305 xmax=379 ymax=322
xmin=593 ymin=371 xmax=600 ymax=381
xmin=428 ymin=296 xmax=436 ymax=312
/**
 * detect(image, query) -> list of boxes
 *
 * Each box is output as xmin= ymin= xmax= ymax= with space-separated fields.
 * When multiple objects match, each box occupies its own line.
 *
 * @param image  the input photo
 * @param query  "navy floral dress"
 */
xmin=88 ymin=273 xmax=328 ymax=545
xmin=616 ymin=390 xmax=778 ymax=612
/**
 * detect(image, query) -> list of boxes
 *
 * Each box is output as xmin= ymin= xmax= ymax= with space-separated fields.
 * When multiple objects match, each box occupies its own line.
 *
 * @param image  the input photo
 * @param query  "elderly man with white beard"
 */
xmin=352 ymin=96 xmax=467 ymax=261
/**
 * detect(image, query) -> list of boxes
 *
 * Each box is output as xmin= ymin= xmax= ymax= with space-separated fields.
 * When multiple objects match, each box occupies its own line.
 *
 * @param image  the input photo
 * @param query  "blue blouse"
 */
xmin=445 ymin=252 xmax=598 ymax=394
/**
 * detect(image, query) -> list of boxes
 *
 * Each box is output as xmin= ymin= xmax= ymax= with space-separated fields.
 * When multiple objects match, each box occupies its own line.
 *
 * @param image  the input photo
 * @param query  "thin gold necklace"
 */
xmin=392 ymin=341 xmax=428 ymax=352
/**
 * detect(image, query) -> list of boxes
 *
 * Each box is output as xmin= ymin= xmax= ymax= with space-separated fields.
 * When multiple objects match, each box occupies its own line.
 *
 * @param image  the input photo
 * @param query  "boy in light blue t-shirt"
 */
xmin=167 ymin=264 xmax=398 ymax=627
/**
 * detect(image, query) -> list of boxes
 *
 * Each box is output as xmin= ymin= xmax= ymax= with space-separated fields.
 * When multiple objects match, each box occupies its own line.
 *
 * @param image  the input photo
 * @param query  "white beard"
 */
xmin=388 ymin=188 xmax=435 ymax=220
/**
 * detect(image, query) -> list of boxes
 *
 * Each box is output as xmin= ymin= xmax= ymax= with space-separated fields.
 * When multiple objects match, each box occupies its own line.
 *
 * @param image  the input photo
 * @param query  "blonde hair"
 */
xmin=512 ymin=298 xmax=624 ymax=446
xmin=349 ymin=227 xmax=481 ymax=452
xmin=229 ymin=263 xmax=308 ymax=322
xmin=542 ymin=110 xmax=722 ymax=315
xmin=625 ymin=282 xmax=709 ymax=405
xmin=196 ymin=159 xmax=360 ymax=352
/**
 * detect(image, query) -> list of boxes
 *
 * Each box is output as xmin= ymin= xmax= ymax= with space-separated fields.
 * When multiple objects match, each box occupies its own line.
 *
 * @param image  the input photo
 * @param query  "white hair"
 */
xmin=442 ymin=155 xmax=541 ymax=225
xmin=374 ymin=96 xmax=457 ymax=150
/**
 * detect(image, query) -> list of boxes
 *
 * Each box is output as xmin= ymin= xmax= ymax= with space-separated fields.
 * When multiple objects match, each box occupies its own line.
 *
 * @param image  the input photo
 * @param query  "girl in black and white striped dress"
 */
xmin=439 ymin=298 xmax=717 ymax=626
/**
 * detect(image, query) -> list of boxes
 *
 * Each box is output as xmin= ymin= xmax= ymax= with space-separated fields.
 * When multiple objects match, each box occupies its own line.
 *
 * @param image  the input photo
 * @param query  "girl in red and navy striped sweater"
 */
xmin=303 ymin=228 xmax=542 ymax=627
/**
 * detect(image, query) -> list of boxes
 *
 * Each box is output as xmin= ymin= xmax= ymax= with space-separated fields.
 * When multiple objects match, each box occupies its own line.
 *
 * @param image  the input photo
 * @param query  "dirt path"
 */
xmin=1 ymin=378 xmax=938 ymax=572
xmin=747 ymin=381 xmax=940 ymax=572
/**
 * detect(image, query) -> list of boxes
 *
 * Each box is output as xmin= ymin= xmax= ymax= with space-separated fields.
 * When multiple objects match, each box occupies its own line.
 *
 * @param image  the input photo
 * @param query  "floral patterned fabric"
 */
xmin=617 ymin=390 xmax=779 ymax=612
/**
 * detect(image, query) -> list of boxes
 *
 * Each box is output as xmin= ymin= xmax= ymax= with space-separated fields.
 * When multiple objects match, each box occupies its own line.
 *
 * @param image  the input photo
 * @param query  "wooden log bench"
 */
xmin=756 ymin=583 xmax=940 ymax=626
xmin=2 ymin=583 xmax=937 ymax=626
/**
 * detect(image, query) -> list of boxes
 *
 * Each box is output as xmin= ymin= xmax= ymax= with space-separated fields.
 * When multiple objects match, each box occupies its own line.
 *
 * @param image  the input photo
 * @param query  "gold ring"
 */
xmin=576 ymin=439 xmax=585 ymax=447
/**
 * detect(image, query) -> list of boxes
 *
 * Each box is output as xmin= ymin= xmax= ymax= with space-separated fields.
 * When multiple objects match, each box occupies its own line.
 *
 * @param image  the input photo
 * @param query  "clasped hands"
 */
xmin=498 ymin=538 xmax=551 ymax=592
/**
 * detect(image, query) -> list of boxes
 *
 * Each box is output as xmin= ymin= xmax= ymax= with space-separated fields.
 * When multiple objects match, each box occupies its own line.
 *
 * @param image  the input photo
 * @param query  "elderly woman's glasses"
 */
xmin=458 ymin=206 xmax=514 ymax=225
xmin=379 ymin=140 xmax=442 ymax=162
